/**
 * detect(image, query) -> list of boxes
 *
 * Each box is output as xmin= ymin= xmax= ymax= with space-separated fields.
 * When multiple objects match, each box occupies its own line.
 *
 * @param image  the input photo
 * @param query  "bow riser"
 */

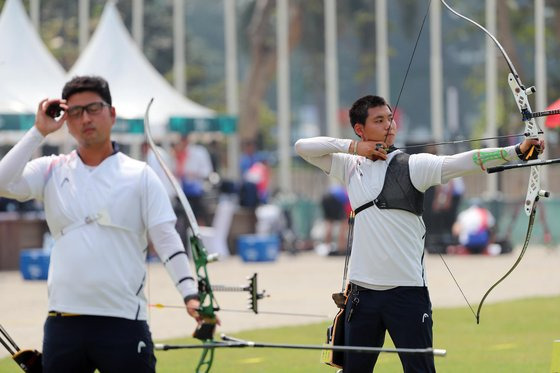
xmin=506 ymin=73 xmax=548 ymax=215
xmin=190 ymin=234 xmax=220 ymax=341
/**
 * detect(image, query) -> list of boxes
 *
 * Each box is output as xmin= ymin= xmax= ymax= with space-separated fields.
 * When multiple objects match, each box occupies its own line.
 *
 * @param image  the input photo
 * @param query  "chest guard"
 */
xmin=354 ymin=152 xmax=424 ymax=217
xmin=375 ymin=152 xmax=424 ymax=216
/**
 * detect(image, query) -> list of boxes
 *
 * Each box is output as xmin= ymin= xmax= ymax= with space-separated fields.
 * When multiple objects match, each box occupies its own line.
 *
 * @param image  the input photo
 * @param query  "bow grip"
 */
xmin=193 ymin=318 xmax=217 ymax=341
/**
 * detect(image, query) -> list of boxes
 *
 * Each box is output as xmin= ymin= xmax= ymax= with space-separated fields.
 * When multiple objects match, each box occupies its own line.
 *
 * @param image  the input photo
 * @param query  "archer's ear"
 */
xmin=109 ymin=106 xmax=117 ymax=124
xmin=353 ymin=123 xmax=364 ymax=139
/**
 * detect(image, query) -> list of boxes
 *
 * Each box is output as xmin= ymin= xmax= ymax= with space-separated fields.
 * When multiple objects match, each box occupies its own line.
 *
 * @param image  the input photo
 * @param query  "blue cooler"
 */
xmin=237 ymin=234 xmax=279 ymax=262
xmin=20 ymin=249 xmax=50 ymax=280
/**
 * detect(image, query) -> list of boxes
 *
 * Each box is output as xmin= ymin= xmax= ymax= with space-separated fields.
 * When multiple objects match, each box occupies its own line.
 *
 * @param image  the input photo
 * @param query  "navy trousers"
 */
xmin=343 ymin=286 xmax=436 ymax=373
xmin=43 ymin=315 xmax=156 ymax=373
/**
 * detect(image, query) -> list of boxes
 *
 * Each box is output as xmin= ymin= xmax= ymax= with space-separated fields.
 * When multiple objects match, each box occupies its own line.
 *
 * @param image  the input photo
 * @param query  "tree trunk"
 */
xmin=239 ymin=0 xmax=302 ymax=143
xmin=497 ymin=0 xmax=524 ymax=80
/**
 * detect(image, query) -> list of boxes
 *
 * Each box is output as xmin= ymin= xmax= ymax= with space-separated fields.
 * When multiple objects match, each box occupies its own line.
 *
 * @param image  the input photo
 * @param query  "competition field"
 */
xmin=1 ymin=247 xmax=559 ymax=372
xmin=153 ymin=296 xmax=559 ymax=372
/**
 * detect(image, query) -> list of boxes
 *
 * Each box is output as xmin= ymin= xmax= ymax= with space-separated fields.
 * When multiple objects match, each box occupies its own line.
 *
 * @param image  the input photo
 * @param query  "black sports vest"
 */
xmin=354 ymin=152 xmax=424 ymax=216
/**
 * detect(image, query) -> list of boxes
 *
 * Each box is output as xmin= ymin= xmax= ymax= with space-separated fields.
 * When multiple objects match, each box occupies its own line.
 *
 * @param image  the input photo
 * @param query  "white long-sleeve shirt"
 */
xmin=295 ymin=137 xmax=518 ymax=288
xmin=0 ymin=127 xmax=197 ymax=320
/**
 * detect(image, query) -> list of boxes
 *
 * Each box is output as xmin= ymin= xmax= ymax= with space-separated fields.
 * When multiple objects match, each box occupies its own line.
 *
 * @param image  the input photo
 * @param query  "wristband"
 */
xmin=184 ymin=293 xmax=200 ymax=304
xmin=353 ymin=140 xmax=358 ymax=155
xmin=514 ymin=143 xmax=524 ymax=160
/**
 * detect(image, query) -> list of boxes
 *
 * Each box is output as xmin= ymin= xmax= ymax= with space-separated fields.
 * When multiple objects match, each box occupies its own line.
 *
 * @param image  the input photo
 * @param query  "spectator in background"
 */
xmin=0 ymin=197 xmax=38 ymax=212
xmin=419 ymin=143 xmax=465 ymax=254
xmin=240 ymin=139 xmax=259 ymax=176
xmin=239 ymin=139 xmax=265 ymax=208
xmin=141 ymin=142 xmax=176 ymax=200
xmin=244 ymin=159 xmax=270 ymax=204
xmin=451 ymin=199 xmax=496 ymax=254
xmin=173 ymin=135 xmax=213 ymax=226
xmin=316 ymin=185 xmax=350 ymax=256
xmin=141 ymin=141 xmax=189 ymax=250
xmin=424 ymin=177 xmax=464 ymax=253
xmin=207 ymin=139 xmax=222 ymax=175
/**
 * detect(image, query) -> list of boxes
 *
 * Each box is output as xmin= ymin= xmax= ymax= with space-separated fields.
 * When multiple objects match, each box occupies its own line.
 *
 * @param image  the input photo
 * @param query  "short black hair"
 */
xmin=349 ymin=95 xmax=391 ymax=129
xmin=62 ymin=76 xmax=112 ymax=105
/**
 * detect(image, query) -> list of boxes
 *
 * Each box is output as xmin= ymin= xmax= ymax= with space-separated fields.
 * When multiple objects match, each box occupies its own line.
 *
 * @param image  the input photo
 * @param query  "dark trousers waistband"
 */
xmin=350 ymin=282 xmax=373 ymax=292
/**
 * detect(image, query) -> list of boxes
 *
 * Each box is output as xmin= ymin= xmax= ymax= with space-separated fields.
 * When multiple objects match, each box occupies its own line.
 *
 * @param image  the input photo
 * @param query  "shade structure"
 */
xmin=0 ymin=0 xmax=66 ymax=120
xmin=68 ymin=1 xmax=215 ymax=137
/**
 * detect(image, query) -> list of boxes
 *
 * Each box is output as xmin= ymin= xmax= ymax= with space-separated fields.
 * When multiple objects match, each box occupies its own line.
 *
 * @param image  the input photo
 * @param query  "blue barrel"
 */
xmin=20 ymin=249 xmax=50 ymax=280
xmin=237 ymin=235 xmax=279 ymax=262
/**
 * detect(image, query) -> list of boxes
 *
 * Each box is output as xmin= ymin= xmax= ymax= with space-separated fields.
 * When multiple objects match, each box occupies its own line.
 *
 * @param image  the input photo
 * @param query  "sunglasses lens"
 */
xmin=67 ymin=107 xmax=82 ymax=117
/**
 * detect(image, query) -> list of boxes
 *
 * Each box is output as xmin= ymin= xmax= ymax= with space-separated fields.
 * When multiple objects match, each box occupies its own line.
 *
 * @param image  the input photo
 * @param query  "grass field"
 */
xmin=1 ymin=296 xmax=558 ymax=372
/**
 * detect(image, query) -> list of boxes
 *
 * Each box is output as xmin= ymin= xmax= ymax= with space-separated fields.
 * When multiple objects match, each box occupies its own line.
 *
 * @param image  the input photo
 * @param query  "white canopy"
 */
xmin=69 ymin=1 xmax=215 ymax=135
xmin=0 ymin=0 xmax=66 ymax=114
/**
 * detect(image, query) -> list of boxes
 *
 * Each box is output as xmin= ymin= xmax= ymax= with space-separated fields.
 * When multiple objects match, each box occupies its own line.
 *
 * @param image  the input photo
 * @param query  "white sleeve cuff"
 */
xmin=148 ymin=221 xmax=198 ymax=298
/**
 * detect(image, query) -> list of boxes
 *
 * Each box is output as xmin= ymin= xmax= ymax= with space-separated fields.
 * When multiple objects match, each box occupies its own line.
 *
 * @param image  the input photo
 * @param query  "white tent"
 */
xmin=0 ymin=0 xmax=66 ymax=114
xmin=69 ymin=1 xmax=215 ymax=136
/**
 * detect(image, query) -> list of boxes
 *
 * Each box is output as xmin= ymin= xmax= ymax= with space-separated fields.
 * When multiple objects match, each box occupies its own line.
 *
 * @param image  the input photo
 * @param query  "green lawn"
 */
xmin=1 ymin=296 xmax=558 ymax=372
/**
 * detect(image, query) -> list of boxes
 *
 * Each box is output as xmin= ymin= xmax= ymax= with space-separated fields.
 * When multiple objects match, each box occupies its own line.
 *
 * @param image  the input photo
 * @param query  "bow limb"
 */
xmin=440 ymin=1 xmax=545 ymax=210
xmin=143 ymin=98 xmax=201 ymax=237
xmin=440 ymin=0 xmax=522 ymax=87
xmin=474 ymin=203 xmax=537 ymax=324
xmin=143 ymin=99 xmax=219 ymax=372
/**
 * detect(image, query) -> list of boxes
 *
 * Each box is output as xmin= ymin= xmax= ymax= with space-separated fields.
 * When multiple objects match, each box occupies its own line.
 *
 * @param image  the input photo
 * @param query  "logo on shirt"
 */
xmin=60 ymin=177 xmax=70 ymax=188
xmin=422 ymin=313 xmax=430 ymax=323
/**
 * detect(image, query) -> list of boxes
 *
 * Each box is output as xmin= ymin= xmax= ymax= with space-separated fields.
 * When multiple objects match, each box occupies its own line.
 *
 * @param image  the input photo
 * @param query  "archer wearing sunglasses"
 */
xmin=0 ymin=76 xmax=202 ymax=373
xmin=65 ymin=101 xmax=110 ymax=118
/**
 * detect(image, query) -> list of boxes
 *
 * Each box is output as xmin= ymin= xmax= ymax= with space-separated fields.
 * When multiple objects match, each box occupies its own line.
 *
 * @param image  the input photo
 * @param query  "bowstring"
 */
xmin=381 ymin=0 xmax=477 ymax=320
xmin=389 ymin=0 xmax=432 ymax=126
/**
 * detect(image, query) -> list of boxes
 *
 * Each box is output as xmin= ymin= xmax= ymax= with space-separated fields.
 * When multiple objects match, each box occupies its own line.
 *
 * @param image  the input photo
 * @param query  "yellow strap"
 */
xmin=48 ymin=312 xmax=80 ymax=317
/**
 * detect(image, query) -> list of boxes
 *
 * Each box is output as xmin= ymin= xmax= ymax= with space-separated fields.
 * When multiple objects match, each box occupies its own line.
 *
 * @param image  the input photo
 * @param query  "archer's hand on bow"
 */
xmin=35 ymin=98 xmax=68 ymax=137
xmin=355 ymin=141 xmax=389 ymax=161
xmin=518 ymin=138 xmax=545 ymax=161
xmin=185 ymin=298 xmax=221 ymax=326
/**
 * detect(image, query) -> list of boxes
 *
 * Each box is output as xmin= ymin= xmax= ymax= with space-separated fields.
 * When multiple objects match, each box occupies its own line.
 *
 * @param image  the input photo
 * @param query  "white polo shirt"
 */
xmin=330 ymin=150 xmax=443 ymax=287
xmin=295 ymin=136 xmax=518 ymax=289
xmin=0 ymin=127 xmax=192 ymax=320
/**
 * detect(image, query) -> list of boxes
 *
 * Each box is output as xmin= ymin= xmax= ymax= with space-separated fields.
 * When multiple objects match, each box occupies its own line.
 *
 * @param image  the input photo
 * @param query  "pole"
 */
xmin=78 ymin=0 xmax=90 ymax=52
xmin=375 ymin=0 xmax=389 ymax=100
xmin=430 ymin=0 xmax=444 ymax=143
xmin=277 ymin=0 xmax=291 ymax=193
xmin=224 ymin=0 xmax=240 ymax=180
xmin=173 ymin=0 xmax=186 ymax=95
xmin=485 ymin=0 xmax=499 ymax=198
xmin=132 ymin=0 xmax=144 ymax=49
